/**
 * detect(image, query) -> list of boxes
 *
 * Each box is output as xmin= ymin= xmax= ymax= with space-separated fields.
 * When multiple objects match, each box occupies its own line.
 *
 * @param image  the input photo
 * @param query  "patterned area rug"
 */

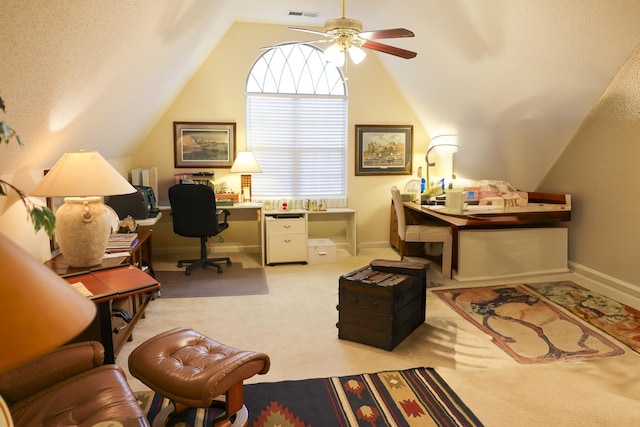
xmin=135 ymin=367 xmax=483 ymax=426
xmin=154 ymin=263 xmax=268 ymax=298
xmin=528 ymin=281 xmax=640 ymax=354
xmin=434 ymin=284 xmax=625 ymax=364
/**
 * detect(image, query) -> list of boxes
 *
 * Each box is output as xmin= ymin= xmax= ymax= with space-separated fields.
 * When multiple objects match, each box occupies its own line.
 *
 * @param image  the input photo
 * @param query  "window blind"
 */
xmin=246 ymin=94 xmax=347 ymax=200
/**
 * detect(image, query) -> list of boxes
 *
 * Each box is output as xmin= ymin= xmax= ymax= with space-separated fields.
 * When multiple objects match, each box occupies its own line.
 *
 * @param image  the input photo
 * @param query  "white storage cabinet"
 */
xmin=265 ymin=214 xmax=308 ymax=265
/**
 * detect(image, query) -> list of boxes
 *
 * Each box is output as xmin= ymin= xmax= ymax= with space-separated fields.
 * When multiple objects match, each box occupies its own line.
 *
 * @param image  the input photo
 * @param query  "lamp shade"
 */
xmin=0 ymin=233 xmax=96 ymax=373
xmin=323 ymin=43 xmax=346 ymax=67
xmin=348 ymin=45 xmax=367 ymax=64
xmin=230 ymin=151 xmax=262 ymax=174
xmin=30 ymin=151 xmax=135 ymax=197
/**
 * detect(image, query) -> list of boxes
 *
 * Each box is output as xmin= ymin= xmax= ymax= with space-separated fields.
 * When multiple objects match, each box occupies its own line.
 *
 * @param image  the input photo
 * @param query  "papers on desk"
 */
xmin=103 ymin=252 xmax=130 ymax=258
xmin=466 ymin=204 xmax=505 ymax=212
xmin=70 ymin=282 xmax=94 ymax=297
xmin=426 ymin=203 xmax=569 ymax=215
xmin=232 ymin=202 xmax=263 ymax=207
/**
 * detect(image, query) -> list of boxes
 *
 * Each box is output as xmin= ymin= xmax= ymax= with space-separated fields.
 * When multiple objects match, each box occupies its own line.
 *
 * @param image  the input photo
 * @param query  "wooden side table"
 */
xmin=63 ymin=266 xmax=160 ymax=363
xmin=46 ymin=231 xmax=158 ymax=363
xmin=47 ymin=229 xmax=155 ymax=276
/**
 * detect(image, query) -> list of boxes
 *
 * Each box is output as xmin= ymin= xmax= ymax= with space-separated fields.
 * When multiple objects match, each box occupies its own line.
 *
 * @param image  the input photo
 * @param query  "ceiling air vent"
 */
xmin=288 ymin=10 xmax=320 ymax=18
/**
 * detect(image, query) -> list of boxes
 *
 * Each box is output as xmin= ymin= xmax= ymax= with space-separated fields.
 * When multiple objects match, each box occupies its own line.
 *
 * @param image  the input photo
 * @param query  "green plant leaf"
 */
xmin=1 ymin=97 xmax=48 ymax=235
xmin=29 ymin=206 xmax=56 ymax=237
xmin=1 ymin=180 xmax=56 ymax=238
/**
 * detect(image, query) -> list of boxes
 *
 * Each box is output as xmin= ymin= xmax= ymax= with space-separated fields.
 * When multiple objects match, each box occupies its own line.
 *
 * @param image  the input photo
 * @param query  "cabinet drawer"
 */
xmin=267 ymin=234 xmax=308 ymax=264
xmin=266 ymin=217 xmax=306 ymax=235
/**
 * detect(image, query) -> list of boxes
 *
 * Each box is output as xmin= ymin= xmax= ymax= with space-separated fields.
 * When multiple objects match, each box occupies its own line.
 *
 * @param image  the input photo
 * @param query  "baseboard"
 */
xmin=358 ymin=241 xmax=392 ymax=249
xmin=453 ymin=267 xmax=570 ymax=282
xmin=154 ymin=245 xmax=261 ymax=257
xmin=155 ymin=241 xmax=393 ymax=258
xmin=569 ymin=261 xmax=640 ymax=309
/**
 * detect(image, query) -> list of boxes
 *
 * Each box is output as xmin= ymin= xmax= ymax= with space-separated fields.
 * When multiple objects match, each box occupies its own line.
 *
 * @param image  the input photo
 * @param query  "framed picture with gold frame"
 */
xmin=355 ymin=124 xmax=413 ymax=175
xmin=173 ymin=121 xmax=236 ymax=168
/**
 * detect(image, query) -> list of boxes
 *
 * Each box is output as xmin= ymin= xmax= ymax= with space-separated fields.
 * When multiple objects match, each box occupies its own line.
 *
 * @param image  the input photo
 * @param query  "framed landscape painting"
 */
xmin=355 ymin=124 xmax=413 ymax=175
xmin=173 ymin=122 xmax=236 ymax=168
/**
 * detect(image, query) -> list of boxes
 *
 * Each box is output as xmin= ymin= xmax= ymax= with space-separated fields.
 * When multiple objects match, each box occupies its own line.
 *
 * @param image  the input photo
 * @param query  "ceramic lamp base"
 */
xmin=55 ymin=196 xmax=111 ymax=267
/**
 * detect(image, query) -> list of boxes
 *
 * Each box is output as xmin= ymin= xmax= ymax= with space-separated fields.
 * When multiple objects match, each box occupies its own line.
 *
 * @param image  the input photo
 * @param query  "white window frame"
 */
xmin=246 ymin=44 xmax=348 ymax=206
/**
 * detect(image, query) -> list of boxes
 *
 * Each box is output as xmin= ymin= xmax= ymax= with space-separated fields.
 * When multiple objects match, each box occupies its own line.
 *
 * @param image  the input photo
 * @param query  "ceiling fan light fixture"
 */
xmin=348 ymin=45 xmax=366 ymax=64
xmin=286 ymin=0 xmax=417 ymax=63
xmin=324 ymin=17 xmax=363 ymax=35
xmin=324 ymin=43 xmax=345 ymax=67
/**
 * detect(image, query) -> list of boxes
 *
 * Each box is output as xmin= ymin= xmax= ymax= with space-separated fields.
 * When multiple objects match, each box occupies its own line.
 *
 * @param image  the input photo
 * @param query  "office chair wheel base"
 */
xmin=227 ymin=259 xmax=232 ymax=266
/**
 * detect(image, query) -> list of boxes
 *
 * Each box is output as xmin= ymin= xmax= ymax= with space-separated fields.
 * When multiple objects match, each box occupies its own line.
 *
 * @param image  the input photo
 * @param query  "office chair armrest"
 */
xmin=216 ymin=209 xmax=231 ymax=224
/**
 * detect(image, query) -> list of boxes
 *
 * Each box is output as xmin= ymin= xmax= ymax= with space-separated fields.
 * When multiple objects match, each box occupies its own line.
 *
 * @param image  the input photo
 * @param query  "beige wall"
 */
xmin=132 ymin=22 xmax=431 ymax=253
xmin=539 ymin=44 xmax=640 ymax=290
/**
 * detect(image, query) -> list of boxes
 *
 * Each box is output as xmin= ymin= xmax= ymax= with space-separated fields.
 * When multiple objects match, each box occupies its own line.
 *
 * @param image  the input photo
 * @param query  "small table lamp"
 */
xmin=0 ymin=233 xmax=97 ymax=425
xmin=230 ymin=151 xmax=262 ymax=202
xmin=30 ymin=151 xmax=136 ymax=267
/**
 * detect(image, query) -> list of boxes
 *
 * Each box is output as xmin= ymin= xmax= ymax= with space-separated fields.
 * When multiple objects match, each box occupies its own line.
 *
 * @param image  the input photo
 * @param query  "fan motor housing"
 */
xmin=324 ymin=17 xmax=363 ymax=35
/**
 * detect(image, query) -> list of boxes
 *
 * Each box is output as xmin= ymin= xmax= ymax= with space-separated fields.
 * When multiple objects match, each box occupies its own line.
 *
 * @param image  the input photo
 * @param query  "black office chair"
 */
xmin=168 ymin=184 xmax=232 ymax=275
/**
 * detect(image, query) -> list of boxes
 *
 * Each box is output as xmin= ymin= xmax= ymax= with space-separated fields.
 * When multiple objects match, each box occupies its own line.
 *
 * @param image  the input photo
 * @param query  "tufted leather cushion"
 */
xmin=7 ymin=364 xmax=146 ymax=427
xmin=128 ymin=327 xmax=270 ymax=408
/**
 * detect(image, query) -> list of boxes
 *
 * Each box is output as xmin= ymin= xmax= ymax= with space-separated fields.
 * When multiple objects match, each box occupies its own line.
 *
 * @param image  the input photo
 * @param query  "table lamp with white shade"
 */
xmin=230 ymin=151 xmax=262 ymax=203
xmin=0 ymin=233 xmax=97 ymax=426
xmin=30 ymin=151 xmax=136 ymax=268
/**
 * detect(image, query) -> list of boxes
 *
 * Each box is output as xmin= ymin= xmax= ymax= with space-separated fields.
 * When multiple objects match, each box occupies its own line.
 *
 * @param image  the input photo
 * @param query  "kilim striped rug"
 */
xmin=135 ymin=367 xmax=483 ymax=426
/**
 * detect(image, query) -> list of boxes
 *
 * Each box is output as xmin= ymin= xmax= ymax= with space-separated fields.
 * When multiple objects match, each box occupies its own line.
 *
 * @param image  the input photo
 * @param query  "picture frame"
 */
xmin=43 ymin=168 xmax=63 ymax=255
xmin=355 ymin=124 xmax=413 ymax=175
xmin=173 ymin=121 xmax=236 ymax=168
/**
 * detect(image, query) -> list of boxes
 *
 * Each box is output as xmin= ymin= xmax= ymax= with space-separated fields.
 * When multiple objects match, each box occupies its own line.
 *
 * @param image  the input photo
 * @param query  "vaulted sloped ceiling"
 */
xmin=3 ymin=0 xmax=640 ymax=190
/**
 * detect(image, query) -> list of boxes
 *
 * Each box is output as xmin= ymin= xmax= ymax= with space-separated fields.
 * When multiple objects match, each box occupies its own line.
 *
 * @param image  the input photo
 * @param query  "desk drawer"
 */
xmin=266 ymin=216 xmax=306 ymax=235
xmin=267 ymin=234 xmax=308 ymax=264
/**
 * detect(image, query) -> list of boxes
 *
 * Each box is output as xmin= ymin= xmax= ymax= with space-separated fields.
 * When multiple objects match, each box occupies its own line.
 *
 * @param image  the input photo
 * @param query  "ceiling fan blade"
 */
xmin=362 ymin=40 xmax=417 ymax=59
xmin=260 ymin=39 xmax=330 ymax=50
xmin=359 ymin=28 xmax=415 ymax=40
xmin=289 ymin=27 xmax=328 ymax=37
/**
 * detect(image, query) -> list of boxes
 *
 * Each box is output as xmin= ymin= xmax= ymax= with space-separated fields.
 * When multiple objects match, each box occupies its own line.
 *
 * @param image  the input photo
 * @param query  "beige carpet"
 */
xmin=117 ymin=248 xmax=640 ymax=426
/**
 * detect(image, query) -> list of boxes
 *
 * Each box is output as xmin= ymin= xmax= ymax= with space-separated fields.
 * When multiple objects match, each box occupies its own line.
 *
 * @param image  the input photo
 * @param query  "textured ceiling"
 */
xmin=2 ymin=0 xmax=640 ymax=190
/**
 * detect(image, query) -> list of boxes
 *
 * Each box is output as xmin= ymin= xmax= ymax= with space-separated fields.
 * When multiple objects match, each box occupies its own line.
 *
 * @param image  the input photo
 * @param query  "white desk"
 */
xmin=307 ymin=208 xmax=357 ymax=256
xmin=404 ymin=195 xmax=571 ymax=281
xmin=261 ymin=208 xmax=357 ymax=266
xmin=137 ymin=211 xmax=162 ymax=227
xmin=159 ymin=204 xmax=357 ymax=267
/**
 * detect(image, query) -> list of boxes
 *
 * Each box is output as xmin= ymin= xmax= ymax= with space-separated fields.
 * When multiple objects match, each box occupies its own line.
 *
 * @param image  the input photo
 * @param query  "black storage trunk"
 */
xmin=337 ymin=260 xmax=428 ymax=350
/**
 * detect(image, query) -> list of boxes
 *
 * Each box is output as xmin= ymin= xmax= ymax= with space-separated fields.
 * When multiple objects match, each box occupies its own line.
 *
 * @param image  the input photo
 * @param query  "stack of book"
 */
xmin=106 ymin=233 xmax=139 ymax=251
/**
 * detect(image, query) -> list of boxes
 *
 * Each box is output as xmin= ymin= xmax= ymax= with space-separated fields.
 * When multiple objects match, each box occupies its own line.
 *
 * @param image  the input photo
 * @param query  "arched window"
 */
xmin=246 ymin=43 xmax=348 ymax=205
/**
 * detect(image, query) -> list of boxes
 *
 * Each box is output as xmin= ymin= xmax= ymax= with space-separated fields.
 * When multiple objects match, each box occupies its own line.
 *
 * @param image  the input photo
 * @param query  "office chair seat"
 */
xmin=168 ymin=184 xmax=232 ymax=275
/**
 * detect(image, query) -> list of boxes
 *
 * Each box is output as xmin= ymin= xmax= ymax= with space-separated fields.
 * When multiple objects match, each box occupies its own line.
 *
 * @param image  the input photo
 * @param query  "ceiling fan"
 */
xmin=286 ymin=0 xmax=417 ymax=66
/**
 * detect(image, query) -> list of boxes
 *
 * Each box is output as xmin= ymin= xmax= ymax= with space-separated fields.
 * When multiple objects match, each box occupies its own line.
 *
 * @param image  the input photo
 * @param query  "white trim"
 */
xmin=569 ymin=261 xmax=640 ymax=310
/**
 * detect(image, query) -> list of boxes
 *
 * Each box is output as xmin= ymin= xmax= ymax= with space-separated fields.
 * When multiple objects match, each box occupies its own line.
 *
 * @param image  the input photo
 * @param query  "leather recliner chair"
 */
xmin=0 ymin=341 xmax=149 ymax=427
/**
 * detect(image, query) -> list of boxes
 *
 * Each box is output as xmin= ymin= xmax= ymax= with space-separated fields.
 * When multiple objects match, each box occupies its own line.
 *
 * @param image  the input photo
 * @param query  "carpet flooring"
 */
xmin=433 ymin=284 xmax=625 ymax=364
xmin=154 ymin=263 xmax=268 ymax=298
xmin=135 ymin=367 xmax=483 ymax=426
